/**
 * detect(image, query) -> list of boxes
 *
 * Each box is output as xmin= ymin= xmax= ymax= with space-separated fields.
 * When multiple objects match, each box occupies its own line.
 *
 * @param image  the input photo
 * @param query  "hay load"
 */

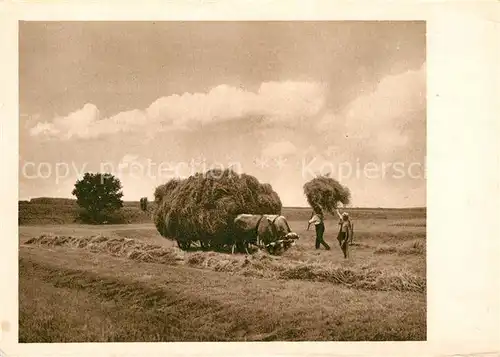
xmin=153 ymin=168 xmax=282 ymax=251
xmin=303 ymin=175 xmax=351 ymax=215
xmin=153 ymin=178 xmax=184 ymax=238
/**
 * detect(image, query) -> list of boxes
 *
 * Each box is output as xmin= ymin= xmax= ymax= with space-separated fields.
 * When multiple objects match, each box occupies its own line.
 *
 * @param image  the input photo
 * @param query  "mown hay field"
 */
xmin=19 ymin=205 xmax=426 ymax=342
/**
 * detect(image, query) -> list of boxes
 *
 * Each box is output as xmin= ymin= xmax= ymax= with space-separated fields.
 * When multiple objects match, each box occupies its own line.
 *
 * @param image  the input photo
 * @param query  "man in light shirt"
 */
xmin=308 ymin=210 xmax=330 ymax=250
xmin=336 ymin=210 xmax=353 ymax=258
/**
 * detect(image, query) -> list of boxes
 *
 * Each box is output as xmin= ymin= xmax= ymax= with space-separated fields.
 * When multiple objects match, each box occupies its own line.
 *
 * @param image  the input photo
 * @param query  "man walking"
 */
xmin=336 ymin=211 xmax=353 ymax=258
xmin=308 ymin=210 xmax=330 ymax=250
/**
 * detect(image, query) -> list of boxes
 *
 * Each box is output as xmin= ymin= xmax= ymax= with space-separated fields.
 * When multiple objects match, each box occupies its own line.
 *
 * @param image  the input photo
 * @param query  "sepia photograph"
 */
xmin=17 ymin=21 xmax=427 ymax=342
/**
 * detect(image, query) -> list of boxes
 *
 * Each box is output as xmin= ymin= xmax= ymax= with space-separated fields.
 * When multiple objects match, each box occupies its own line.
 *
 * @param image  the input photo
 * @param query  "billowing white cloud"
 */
xmin=23 ymin=66 xmax=426 ymax=207
xmin=29 ymin=81 xmax=327 ymax=140
xmin=120 ymin=154 xmax=139 ymax=164
xmin=343 ymin=63 xmax=426 ymax=145
xmin=313 ymin=63 xmax=426 ymax=162
xmin=30 ymin=104 xmax=148 ymax=140
xmin=257 ymin=81 xmax=326 ymax=121
xmin=261 ymin=140 xmax=297 ymax=158
xmin=29 ymin=121 xmax=60 ymax=137
xmin=30 ymin=103 xmax=100 ymax=140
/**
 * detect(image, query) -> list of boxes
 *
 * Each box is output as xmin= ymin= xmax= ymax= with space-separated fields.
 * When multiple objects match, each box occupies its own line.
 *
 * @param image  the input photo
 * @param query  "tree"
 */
xmin=140 ymin=197 xmax=148 ymax=212
xmin=72 ymin=172 xmax=124 ymax=223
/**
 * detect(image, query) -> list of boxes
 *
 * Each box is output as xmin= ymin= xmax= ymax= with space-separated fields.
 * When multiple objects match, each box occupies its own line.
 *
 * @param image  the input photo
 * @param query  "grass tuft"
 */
xmin=374 ymin=239 xmax=426 ymax=256
xmin=25 ymin=234 xmax=184 ymax=265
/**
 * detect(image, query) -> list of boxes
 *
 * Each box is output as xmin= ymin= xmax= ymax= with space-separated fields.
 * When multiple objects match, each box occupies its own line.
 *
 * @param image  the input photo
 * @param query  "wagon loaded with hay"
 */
xmin=153 ymin=168 xmax=291 ymax=254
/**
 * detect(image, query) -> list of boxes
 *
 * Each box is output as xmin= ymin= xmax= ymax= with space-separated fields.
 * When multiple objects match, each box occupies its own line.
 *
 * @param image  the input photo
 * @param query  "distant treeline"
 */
xmin=19 ymin=197 xmax=426 ymax=226
xmin=18 ymin=198 xmax=155 ymax=226
xmin=20 ymin=198 xmax=149 ymax=208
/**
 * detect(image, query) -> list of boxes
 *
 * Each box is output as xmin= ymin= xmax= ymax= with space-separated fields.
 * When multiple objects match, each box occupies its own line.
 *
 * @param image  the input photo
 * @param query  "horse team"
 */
xmin=174 ymin=212 xmax=352 ymax=256
xmin=174 ymin=213 xmax=300 ymax=254
xmin=232 ymin=214 xmax=300 ymax=255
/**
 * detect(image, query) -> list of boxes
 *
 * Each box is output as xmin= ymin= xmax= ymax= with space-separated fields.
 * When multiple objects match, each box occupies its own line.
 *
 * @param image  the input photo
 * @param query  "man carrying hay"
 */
xmin=308 ymin=210 xmax=330 ymax=250
xmin=303 ymin=175 xmax=352 ymax=255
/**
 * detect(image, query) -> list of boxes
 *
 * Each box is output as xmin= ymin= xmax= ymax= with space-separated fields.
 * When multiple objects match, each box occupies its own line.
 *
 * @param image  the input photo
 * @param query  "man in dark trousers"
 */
xmin=308 ymin=210 xmax=330 ymax=250
xmin=336 ymin=211 xmax=353 ymax=258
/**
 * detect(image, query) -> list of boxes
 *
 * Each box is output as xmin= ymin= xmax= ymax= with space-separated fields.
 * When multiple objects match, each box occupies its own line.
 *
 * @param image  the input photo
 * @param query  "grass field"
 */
xmin=18 ymin=199 xmax=153 ymax=225
xmin=19 ymin=201 xmax=426 ymax=342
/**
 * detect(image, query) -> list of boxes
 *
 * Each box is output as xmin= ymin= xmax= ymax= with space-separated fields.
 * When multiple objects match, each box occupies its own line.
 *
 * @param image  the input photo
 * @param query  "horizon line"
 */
xmin=19 ymin=196 xmax=426 ymax=210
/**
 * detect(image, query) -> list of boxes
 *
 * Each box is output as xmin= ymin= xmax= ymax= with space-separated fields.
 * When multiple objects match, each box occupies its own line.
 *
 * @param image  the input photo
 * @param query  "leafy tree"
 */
xmin=72 ymin=172 xmax=123 ymax=223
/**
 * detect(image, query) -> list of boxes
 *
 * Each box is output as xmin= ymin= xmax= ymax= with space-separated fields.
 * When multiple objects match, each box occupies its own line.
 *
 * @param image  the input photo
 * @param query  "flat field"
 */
xmin=19 ymin=206 xmax=426 ymax=342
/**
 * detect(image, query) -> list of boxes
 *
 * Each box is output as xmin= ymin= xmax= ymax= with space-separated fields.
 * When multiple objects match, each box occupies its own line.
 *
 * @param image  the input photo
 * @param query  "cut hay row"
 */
xmin=279 ymin=264 xmax=425 ymax=292
xmin=374 ymin=239 xmax=426 ymax=256
xmin=353 ymin=231 xmax=427 ymax=243
xmin=24 ymin=234 xmax=425 ymax=293
xmin=24 ymin=234 xmax=185 ymax=265
xmin=389 ymin=222 xmax=427 ymax=228
xmin=345 ymin=239 xmax=425 ymax=256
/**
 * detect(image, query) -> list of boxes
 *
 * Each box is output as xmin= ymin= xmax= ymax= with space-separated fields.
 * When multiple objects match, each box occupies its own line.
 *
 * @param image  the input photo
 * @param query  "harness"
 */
xmin=283 ymin=218 xmax=292 ymax=233
xmin=269 ymin=215 xmax=280 ymax=238
xmin=254 ymin=215 xmax=265 ymax=247
xmin=253 ymin=215 xmax=281 ymax=248
xmin=265 ymin=215 xmax=295 ymax=250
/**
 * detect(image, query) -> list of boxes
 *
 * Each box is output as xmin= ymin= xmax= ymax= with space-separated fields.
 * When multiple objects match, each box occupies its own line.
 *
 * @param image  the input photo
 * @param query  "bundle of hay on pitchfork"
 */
xmin=303 ymin=175 xmax=354 ymax=259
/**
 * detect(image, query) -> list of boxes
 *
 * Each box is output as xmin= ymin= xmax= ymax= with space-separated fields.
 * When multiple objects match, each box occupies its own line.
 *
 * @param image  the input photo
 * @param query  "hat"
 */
xmin=342 ymin=212 xmax=349 ymax=217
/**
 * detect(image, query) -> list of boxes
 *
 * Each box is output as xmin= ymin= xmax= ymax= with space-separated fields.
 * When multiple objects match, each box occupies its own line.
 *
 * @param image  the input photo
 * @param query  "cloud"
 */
xmin=261 ymin=140 xmax=297 ymax=158
xmin=29 ymin=81 xmax=327 ymax=140
xmin=29 ymin=121 xmax=60 ymax=137
xmin=30 ymin=104 xmax=149 ymax=140
xmin=120 ymin=154 xmax=139 ymax=164
xmin=315 ymin=63 xmax=426 ymax=161
xmin=117 ymin=154 xmax=140 ymax=171
xmin=23 ymin=65 xmax=426 ymax=207
xmin=343 ymin=63 xmax=426 ymax=139
xmin=31 ymin=103 xmax=101 ymax=139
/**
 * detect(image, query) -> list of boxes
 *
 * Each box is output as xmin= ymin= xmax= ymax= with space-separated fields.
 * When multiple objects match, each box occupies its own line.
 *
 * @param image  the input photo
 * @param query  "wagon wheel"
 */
xmin=200 ymin=240 xmax=211 ymax=251
xmin=177 ymin=240 xmax=191 ymax=251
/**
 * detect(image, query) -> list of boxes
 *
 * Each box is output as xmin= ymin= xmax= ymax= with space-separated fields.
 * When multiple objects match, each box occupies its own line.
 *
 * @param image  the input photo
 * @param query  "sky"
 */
xmin=19 ymin=21 xmax=426 ymax=207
